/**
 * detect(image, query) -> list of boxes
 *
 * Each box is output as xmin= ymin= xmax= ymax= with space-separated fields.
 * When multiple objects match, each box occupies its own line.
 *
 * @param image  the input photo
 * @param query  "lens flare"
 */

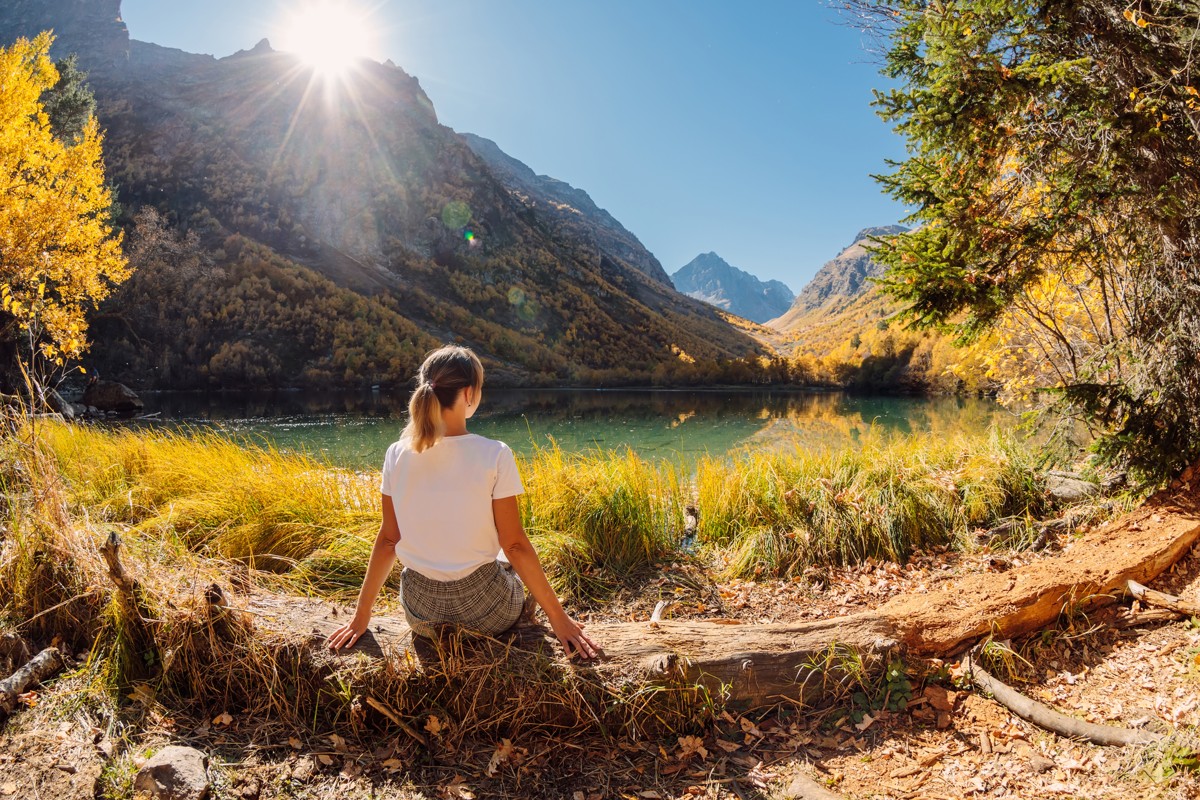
xmin=441 ymin=200 xmax=472 ymax=229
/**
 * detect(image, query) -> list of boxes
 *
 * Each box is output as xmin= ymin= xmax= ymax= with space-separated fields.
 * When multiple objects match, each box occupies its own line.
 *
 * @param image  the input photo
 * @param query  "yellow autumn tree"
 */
xmin=0 ymin=33 xmax=128 ymax=388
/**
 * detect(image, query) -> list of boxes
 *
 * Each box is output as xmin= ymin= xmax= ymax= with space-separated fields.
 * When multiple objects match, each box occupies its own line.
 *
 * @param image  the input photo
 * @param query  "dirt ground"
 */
xmin=3 ymin=535 xmax=1200 ymax=799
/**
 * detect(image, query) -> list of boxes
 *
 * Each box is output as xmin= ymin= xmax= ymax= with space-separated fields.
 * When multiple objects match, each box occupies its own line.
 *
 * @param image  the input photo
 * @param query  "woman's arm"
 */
xmin=328 ymin=494 xmax=401 ymax=651
xmin=493 ymin=495 xmax=601 ymax=659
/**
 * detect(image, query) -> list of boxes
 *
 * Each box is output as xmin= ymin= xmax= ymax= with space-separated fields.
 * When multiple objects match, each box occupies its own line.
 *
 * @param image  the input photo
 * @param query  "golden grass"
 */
xmin=695 ymin=427 xmax=1048 ymax=578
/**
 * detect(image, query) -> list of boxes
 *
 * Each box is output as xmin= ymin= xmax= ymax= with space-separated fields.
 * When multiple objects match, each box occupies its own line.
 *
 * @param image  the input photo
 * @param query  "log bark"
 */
xmin=1127 ymin=579 xmax=1200 ymax=616
xmin=878 ymin=485 xmax=1200 ymax=656
xmin=962 ymin=652 xmax=1159 ymax=746
xmin=0 ymin=647 xmax=64 ymax=716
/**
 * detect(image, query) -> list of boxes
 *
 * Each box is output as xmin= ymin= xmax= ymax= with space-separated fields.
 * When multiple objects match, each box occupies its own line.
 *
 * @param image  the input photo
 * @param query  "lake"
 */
xmin=134 ymin=388 xmax=1016 ymax=470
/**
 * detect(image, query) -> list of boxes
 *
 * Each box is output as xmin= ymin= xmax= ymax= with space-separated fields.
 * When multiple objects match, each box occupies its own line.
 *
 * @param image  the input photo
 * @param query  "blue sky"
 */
xmin=120 ymin=0 xmax=907 ymax=292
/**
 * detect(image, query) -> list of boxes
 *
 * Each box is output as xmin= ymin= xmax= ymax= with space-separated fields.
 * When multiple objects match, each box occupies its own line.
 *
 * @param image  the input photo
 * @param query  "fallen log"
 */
xmin=1127 ymin=579 xmax=1200 ymax=616
xmin=0 ymin=647 xmax=64 ymax=716
xmin=879 ymin=484 xmax=1200 ymax=656
xmin=240 ymin=481 xmax=1200 ymax=709
xmin=962 ymin=651 xmax=1159 ymax=747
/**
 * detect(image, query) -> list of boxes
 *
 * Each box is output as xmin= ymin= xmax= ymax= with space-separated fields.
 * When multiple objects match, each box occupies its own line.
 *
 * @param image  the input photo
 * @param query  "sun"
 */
xmin=278 ymin=1 xmax=374 ymax=77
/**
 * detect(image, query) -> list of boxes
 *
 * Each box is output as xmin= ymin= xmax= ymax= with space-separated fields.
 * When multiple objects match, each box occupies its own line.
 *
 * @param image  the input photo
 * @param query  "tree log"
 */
xmin=1127 ymin=579 xmax=1200 ymax=616
xmin=0 ymin=647 xmax=64 ymax=716
xmin=962 ymin=652 xmax=1159 ymax=746
xmin=878 ymin=485 xmax=1200 ymax=656
xmin=241 ymin=482 xmax=1200 ymax=708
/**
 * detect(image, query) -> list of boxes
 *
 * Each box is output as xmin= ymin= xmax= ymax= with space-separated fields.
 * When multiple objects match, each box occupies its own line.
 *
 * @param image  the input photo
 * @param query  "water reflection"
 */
xmin=135 ymin=389 xmax=1014 ymax=470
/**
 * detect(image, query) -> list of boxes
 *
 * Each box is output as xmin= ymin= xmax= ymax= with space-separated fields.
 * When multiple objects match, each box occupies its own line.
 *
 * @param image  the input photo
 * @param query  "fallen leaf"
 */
xmin=425 ymin=715 xmax=444 ymax=736
xmin=317 ymin=754 xmax=335 ymax=766
xmin=677 ymin=735 xmax=708 ymax=760
xmin=714 ymin=738 xmax=740 ymax=753
xmin=288 ymin=736 xmax=302 ymax=750
xmin=1 ymin=783 xmax=16 ymax=796
xmin=638 ymin=791 xmax=662 ymax=799
xmin=329 ymin=733 xmax=347 ymax=752
xmin=487 ymin=739 xmax=514 ymax=777
xmin=382 ymin=757 xmax=404 ymax=772
xmin=855 ymin=713 xmax=876 ymax=731
xmin=213 ymin=712 xmax=233 ymax=727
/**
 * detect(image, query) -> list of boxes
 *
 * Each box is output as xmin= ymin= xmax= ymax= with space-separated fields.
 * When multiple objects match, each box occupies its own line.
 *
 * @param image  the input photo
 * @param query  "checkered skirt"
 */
xmin=399 ymin=560 xmax=525 ymax=638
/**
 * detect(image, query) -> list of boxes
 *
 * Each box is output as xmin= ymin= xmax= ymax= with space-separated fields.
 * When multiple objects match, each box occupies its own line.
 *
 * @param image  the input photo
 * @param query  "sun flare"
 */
xmin=278 ymin=1 xmax=374 ymax=77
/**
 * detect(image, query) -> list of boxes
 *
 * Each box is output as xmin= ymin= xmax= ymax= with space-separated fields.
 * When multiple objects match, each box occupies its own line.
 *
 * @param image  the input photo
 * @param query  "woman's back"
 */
xmin=382 ymin=433 xmax=524 ymax=581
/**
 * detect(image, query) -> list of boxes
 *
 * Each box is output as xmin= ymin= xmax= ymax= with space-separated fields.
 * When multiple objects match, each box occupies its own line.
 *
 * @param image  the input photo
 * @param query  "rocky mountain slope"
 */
xmin=670 ymin=253 xmax=794 ymax=324
xmin=768 ymin=225 xmax=907 ymax=331
xmin=1 ymin=0 xmax=764 ymax=388
xmin=459 ymin=133 xmax=672 ymax=287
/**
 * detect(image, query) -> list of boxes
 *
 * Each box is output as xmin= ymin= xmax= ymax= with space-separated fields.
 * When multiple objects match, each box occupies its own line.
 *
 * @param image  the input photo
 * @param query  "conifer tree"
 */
xmin=860 ymin=0 xmax=1200 ymax=482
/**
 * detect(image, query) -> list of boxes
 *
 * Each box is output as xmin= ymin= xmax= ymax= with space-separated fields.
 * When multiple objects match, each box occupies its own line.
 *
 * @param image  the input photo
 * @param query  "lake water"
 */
xmin=134 ymin=389 xmax=1015 ymax=470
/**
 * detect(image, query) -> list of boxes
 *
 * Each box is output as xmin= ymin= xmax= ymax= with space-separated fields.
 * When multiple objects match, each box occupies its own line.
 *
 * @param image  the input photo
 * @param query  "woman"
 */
xmin=327 ymin=345 xmax=600 ymax=659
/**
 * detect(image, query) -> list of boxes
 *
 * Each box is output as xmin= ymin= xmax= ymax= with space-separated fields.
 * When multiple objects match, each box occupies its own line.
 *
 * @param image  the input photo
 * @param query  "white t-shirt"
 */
xmin=380 ymin=433 xmax=525 ymax=581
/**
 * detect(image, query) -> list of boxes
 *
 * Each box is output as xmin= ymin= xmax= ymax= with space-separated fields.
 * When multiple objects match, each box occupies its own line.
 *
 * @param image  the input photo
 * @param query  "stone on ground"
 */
xmin=133 ymin=746 xmax=209 ymax=800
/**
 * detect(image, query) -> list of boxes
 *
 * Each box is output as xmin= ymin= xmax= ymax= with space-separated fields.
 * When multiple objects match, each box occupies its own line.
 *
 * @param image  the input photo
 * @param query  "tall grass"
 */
xmin=34 ymin=423 xmax=381 ymax=594
xmin=17 ymin=422 xmax=1052 ymax=599
xmin=696 ymin=427 xmax=1047 ymax=577
xmin=518 ymin=442 xmax=685 ymax=600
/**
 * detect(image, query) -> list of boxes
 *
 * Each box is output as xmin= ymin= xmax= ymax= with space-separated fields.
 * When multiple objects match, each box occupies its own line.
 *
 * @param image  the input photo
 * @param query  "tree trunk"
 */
xmin=247 ymin=483 xmax=1200 ymax=707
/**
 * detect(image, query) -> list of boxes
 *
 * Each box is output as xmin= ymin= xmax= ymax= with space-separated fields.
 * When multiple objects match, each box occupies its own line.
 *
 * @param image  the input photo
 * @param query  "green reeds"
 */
xmin=695 ymin=427 xmax=1048 ymax=578
xmin=518 ymin=441 xmax=685 ymax=600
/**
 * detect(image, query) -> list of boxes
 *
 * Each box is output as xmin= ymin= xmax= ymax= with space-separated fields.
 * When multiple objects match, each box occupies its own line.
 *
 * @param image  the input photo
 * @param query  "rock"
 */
xmin=70 ymin=402 xmax=89 ymax=418
xmin=1044 ymin=472 xmax=1099 ymax=504
xmin=82 ymin=380 xmax=143 ymax=413
xmin=44 ymin=388 xmax=74 ymax=420
xmin=132 ymin=746 xmax=210 ymax=800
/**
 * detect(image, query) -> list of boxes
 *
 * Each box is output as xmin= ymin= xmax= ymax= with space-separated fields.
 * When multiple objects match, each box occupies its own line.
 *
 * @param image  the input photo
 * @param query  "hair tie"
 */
xmin=429 ymin=380 xmax=437 ymax=390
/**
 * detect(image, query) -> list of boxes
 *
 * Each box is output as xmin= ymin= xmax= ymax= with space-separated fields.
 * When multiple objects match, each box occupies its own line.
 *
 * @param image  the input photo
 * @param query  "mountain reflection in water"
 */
xmin=133 ymin=389 xmax=1015 ymax=470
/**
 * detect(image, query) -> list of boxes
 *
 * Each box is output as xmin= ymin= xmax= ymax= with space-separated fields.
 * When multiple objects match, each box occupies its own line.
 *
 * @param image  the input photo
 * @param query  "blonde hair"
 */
xmin=401 ymin=345 xmax=484 ymax=453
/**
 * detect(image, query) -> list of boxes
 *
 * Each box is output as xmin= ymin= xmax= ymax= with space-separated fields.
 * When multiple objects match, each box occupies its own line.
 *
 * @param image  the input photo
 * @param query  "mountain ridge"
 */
xmin=671 ymin=252 xmax=794 ymax=324
xmin=1 ymin=0 xmax=766 ymax=389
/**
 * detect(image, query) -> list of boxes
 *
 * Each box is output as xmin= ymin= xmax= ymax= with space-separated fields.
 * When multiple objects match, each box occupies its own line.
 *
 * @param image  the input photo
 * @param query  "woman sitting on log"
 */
xmin=328 ymin=345 xmax=600 ymax=659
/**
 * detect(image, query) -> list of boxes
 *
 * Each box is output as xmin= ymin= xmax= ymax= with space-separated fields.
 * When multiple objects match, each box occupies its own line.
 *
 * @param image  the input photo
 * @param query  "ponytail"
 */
xmin=400 ymin=345 xmax=484 ymax=453
xmin=405 ymin=382 xmax=444 ymax=453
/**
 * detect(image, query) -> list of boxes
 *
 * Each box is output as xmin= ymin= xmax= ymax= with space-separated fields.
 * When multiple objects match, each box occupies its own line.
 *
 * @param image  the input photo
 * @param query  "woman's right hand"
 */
xmin=549 ymin=613 xmax=602 ymax=660
xmin=327 ymin=613 xmax=370 ymax=651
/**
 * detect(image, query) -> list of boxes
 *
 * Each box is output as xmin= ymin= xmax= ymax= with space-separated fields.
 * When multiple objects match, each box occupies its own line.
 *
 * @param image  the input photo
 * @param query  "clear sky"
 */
xmin=119 ymin=0 xmax=907 ymax=292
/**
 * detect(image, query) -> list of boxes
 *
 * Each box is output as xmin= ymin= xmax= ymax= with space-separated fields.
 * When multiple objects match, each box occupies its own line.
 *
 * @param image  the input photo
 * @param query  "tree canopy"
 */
xmin=863 ymin=0 xmax=1200 ymax=482
xmin=0 ymin=33 xmax=127 ymax=390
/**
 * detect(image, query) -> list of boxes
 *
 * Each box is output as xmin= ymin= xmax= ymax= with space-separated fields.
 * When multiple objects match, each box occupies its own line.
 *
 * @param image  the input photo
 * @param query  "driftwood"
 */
xmin=783 ymin=772 xmax=847 ymax=800
xmin=962 ymin=651 xmax=1160 ymax=746
xmin=0 ymin=647 xmax=64 ymax=716
xmin=1127 ymin=579 xmax=1200 ymax=616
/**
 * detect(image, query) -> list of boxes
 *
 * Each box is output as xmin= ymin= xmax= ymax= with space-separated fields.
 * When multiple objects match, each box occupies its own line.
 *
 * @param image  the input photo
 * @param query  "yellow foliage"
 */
xmin=0 ymin=33 xmax=128 ymax=366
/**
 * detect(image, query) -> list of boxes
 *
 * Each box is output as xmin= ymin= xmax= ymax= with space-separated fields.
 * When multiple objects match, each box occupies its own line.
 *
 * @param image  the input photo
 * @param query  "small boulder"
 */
xmin=44 ymin=388 xmax=75 ymax=419
xmin=82 ymin=380 xmax=143 ymax=413
xmin=133 ymin=746 xmax=210 ymax=800
xmin=1044 ymin=471 xmax=1099 ymax=504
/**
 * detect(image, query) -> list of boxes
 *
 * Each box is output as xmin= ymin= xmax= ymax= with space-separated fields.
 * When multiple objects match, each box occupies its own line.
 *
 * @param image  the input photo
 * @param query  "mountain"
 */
xmin=459 ymin=133 xmax=673 ymax=287
xmin=670 ymin=253 xmax=794 ymax=324
xmin=1 ymin=0 xmax=764 ymax=389
xmin=768 ymin=225 xmax=907 ymax=330
xmin=763 ymin=225 xmax=972 ymax=392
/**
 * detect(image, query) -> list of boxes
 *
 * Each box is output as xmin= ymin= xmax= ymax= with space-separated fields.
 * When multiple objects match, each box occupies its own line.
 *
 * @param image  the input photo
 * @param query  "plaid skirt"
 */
xmin=399 ymin=560 xmax=525 ymax=639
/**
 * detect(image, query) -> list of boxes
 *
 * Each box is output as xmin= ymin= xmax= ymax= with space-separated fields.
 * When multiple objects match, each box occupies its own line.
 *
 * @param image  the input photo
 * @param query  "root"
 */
xmin=962 ymin=650 xmax=1161 ymax=747
xmin=1127 ymin=579 xmax=1200 ymax=617
xmin=0 ymin=647 xmax=64 ymax=716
